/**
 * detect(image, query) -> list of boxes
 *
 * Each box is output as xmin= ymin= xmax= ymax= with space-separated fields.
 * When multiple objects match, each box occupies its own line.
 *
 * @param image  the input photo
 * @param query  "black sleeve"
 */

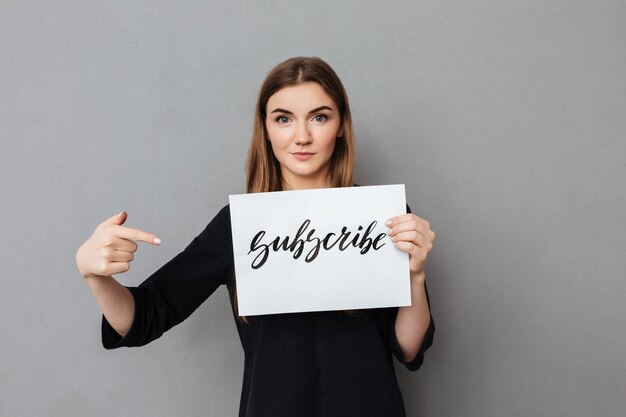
xmin=389 ymin=202 xmax=436 ymax=371
xmin=101 ymin=204 xmax=232 ymax=349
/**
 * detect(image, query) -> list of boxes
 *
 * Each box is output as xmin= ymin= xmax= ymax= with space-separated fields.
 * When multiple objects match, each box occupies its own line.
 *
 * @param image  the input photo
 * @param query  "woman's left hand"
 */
xmin=385 ymin=213 xmax=436 ymax=281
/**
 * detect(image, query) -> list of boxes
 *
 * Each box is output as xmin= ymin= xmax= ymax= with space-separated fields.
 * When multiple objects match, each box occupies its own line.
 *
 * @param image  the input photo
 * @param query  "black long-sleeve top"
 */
xmin=101 ymin=202 xmax=435 ymax=417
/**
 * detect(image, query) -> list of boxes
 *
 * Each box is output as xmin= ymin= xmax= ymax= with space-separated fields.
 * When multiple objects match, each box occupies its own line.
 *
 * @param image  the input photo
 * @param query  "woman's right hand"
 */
xmin=75 ymin=211 xmax=161 ymax=280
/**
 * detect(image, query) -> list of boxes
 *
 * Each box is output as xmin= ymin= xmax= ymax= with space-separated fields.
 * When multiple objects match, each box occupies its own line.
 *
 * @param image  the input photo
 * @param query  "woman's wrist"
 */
xmin=411 ymin=271 xmax=426 ymax=285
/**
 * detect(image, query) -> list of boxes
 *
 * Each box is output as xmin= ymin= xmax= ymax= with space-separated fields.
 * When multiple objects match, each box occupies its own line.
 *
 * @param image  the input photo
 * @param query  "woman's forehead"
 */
xmin=267 ymin=82 xmax=337 ymax=112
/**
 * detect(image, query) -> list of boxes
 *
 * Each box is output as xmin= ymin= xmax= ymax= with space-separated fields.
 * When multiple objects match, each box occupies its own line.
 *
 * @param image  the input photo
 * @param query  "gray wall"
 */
xmin=2 ymin=1 xmax=625 ymax=416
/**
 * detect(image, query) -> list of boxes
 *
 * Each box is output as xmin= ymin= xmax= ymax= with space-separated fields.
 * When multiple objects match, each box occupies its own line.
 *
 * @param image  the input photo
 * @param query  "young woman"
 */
xmin=76 ymin=56 xmax=436 ymax=417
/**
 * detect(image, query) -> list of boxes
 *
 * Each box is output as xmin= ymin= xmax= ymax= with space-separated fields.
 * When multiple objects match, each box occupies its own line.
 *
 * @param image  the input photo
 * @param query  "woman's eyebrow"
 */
xmin=270 ymin=105 xmax=333 ymax=115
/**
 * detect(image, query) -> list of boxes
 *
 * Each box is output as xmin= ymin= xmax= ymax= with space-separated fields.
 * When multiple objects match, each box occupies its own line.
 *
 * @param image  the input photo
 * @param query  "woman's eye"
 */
xmin=313 ymin=114 xmax=327 ymax=122
xmin=276 ymin=116 xmax=290 ymax=124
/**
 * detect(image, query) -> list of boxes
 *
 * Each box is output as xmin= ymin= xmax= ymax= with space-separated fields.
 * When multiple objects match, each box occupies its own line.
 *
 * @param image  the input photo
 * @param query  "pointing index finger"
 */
xmin=112 ymin=224 xmax=161 ymax=245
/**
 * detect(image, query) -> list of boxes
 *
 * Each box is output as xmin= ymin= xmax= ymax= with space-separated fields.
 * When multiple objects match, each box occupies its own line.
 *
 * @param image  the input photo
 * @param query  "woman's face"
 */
xmin=265 ymin=81 xmax=344 ymax=190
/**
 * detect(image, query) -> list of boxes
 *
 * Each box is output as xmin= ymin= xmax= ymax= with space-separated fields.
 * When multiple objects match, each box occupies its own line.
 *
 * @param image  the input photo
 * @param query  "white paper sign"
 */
xmin=228 ymin=184 xmax=411 ymax=316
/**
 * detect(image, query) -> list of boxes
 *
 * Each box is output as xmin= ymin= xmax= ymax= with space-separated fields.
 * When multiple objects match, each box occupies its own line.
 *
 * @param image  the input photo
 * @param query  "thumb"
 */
xmin=100 ymin=211 xmax=127 ymax=227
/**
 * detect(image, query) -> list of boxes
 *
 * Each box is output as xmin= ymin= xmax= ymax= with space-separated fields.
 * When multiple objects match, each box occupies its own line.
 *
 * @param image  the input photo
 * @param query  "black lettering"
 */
xmin=246 ymin=219 xmax=390 ymax=269
xmin=305 ymin=229 xmax=322 ymax=262
xmin=248 ymin=231 xmax=269 ymax=269
xmin=288 ymin=219 xmax=312 ymax=258
xmin=373 ymin=232 xmax=386 ymax=250
xmin=322 ymin=232 xmax=337 ymax=250
xmin=349 ymin=225 xmax=364 ymax=248
xmin=358 ymin=221 xmax=382 ymax=254
xmin=338 ymin=226 xmax=352 ymax=250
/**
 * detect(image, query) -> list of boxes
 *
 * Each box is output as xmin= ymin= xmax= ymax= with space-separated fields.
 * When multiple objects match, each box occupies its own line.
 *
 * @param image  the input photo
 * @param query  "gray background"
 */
xmin=1 ymin=1 xmax=624 ymax=416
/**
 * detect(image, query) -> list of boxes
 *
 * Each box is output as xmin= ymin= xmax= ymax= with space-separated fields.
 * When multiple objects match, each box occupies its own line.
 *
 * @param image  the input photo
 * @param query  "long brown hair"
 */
xmin=232 ymin=56 xmax=361 ymax=323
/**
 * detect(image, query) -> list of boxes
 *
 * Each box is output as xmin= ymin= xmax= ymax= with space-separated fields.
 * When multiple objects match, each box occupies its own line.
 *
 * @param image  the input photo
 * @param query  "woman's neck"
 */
xmin=281 ymin=175 xmax=332 ymax=191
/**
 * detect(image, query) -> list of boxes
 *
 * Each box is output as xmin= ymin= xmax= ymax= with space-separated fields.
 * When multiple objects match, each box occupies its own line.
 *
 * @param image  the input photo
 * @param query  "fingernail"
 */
xmin=153 ymin=237 xmax=161 ymax=244
xmin=385 ymin=219 xmax=392 ymax=226
xmin=118 ymin=211 xmax=125 ymax=217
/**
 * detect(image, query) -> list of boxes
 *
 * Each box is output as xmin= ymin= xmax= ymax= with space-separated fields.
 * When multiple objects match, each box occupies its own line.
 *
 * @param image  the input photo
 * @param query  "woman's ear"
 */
xmin=337 ymin=124 xmax=344 ymax=138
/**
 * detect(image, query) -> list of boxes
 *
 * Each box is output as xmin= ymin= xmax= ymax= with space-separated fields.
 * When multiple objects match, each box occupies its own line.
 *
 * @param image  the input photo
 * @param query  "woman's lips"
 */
xmin=292 ymin=152 xmax=315 ymax=161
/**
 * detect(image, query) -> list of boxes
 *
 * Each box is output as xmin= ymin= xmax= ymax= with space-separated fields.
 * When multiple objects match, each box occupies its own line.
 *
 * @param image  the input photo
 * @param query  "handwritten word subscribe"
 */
xmin=247 ymin=219 xmax=387 ymax=269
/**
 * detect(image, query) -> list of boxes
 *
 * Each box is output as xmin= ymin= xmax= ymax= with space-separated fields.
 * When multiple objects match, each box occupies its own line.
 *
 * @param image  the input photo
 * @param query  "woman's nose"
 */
xmin=294 ymin=122 xmax=313 ymax=145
